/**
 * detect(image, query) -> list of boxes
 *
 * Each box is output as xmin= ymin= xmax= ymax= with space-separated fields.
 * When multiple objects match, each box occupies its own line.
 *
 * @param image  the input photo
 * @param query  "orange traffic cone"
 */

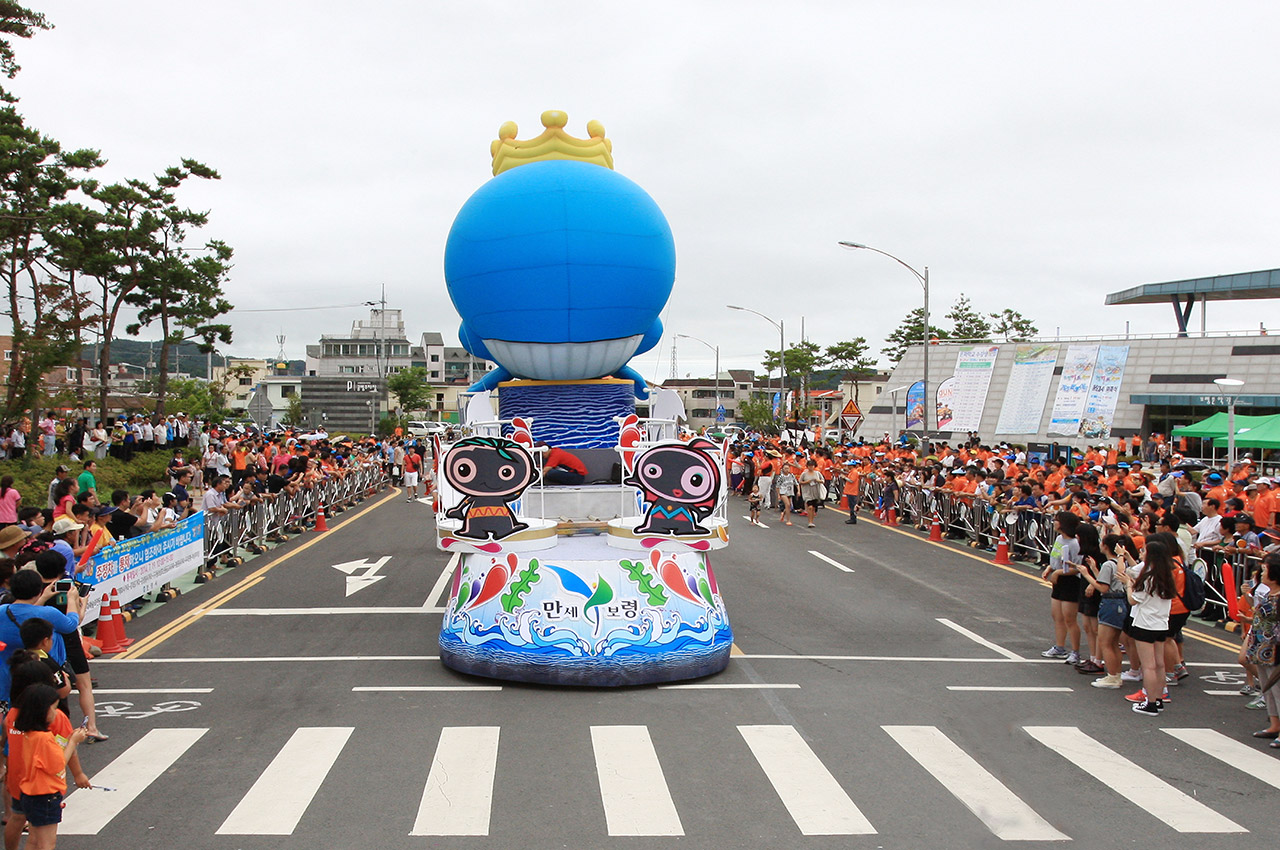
xmin=994 ymin=528 xmax=1011 ymax=566
xmin=108 ymin=588 xmax=134 ymax=647
xmin=97 ymin=594 xmax=126 ymax=654
xmin=929 ymin=514 xmax=943 ymax=542
xmin=314 ymin=504 xmax=329 ymax=532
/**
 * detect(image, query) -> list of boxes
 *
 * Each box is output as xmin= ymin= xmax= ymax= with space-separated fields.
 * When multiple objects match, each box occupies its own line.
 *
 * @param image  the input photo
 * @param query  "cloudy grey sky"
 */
xmin=14 ymin=2 xmax=1280 ymax=380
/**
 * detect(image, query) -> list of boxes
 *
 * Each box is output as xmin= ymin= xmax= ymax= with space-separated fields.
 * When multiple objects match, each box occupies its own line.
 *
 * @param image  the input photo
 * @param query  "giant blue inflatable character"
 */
xmin=443 ymin=111 xmax=675 ymax=398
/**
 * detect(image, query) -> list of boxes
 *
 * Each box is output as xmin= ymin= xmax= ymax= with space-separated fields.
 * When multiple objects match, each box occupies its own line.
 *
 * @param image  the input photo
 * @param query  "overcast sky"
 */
xmin=14 ymin=2 xmax=1280 ymax=380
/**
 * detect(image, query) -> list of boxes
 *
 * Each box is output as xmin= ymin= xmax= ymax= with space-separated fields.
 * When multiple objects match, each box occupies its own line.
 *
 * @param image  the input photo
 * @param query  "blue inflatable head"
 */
xmin=444 ymin=160 xmax=675 ymax=397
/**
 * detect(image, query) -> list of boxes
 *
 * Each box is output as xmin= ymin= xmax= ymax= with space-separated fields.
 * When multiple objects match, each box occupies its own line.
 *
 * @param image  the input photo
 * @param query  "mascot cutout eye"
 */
xmin=451 ymin=459 xmax=476 ymax=484
xmin=643 ymin=463 xmax=661 ymax=479
xmin=498 ymin=464 xmax=516 ymax=481
xmin=682 ymin=468 xmax=711 ymax=499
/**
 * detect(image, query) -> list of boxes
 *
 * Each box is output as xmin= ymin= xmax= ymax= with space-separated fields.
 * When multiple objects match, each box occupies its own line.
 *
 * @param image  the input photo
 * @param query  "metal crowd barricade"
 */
xmin=1195 ymin=546 xmax=1262 ymax=624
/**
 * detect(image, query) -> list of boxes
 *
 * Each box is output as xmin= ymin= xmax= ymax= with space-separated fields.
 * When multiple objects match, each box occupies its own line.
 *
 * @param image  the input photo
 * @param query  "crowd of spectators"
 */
xmin=723 ymin=426 xmax=1280 ymax=735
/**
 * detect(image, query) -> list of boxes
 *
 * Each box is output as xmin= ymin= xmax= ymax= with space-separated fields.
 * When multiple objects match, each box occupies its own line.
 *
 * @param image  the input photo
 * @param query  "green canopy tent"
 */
xmin=1228 ymin=415 xmax=1280 ymax=449
xmin=1171 ymin=412 xmax=1274 ymax=440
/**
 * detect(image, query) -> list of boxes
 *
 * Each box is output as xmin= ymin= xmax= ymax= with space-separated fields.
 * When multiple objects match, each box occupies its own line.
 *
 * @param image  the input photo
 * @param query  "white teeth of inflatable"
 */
xmin=484 ymin=336 xmax=643 ymax=380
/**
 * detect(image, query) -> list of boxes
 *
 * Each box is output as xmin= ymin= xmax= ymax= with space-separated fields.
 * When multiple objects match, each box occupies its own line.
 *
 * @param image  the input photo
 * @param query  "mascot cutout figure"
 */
xmin=626 ymin=439 xmax=722 ymax=536
xmin=443 ymin=436 xmax=536 ymax=540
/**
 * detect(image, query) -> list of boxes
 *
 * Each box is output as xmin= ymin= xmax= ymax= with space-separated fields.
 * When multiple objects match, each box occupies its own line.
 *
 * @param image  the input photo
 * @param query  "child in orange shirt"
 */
xmin=9 ymin=682 xmax=88 ymax=846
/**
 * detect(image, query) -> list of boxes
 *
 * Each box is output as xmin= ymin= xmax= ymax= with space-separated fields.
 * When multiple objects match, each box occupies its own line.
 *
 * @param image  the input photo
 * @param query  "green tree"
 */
xmin=763 ymin=339 xmax=826 ymax=411
xmin=92 ymin=160 xmax=226 ymax=419
xmin=882 ymin=306 xmax=948 ymax=364
xmin=737 ymin=395 xmax=777 ymax=434
xmin=282 ymin=395 xmax=304 ymax=426
xmin=387 ymin=366 xmax=431 ymax=413
xmin=0 ymin=3 xmax=51 ymax=91
xmin=989 ymin=308 xmax=1039 ymax=342
xmin=0 ymin=106 xmax=102 ymax=418
xmin=946 ymin=293 xmax=992 ymax=342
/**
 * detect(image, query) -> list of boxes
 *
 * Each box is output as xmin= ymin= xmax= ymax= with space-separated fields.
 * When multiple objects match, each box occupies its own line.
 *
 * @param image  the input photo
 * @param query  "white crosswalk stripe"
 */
xmin=739 ymin=724 xmax=875 ymax=835
xmin=592 ymin=725 xmax=684 ymax=836
xmin=63 ymin=728 xmax=207 ymax=835
xmin=1163 ymin=727 xmax=1280 ymax=790
xmin=1025 ymin=726 xmax=1246 ymax=833
xmin=884 ymin=725 xmax=1067 ymax=841
xmin=59 ymin=722 xmax=1263 ymax=839
xmin=412 ymin=726 xmax=500 ymax=836
xmin=217 ymin=726 xmax=353 ymax=835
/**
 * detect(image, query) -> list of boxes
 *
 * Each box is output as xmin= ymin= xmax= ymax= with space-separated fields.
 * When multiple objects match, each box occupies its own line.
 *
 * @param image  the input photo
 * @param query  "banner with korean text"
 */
xmin=78 ymin=513 xmax=205 ymax=623
xmin=1078 ymin=345 xmax=1130 ymax=440
xmin=946 ymin=345 xmax=999 ymax=432
xmin=996 ymin=343 xmax=1059 ymax=434
xmin=1047 ymin=344 xmax=1099 ymax=436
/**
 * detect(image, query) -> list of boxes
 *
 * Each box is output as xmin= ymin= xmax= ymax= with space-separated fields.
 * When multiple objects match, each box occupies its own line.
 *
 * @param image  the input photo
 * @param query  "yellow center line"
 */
xmin=820 ymin=505 xmax=1239 ymax=656
xmin=116 ymin=489 xmax=401 ymax=659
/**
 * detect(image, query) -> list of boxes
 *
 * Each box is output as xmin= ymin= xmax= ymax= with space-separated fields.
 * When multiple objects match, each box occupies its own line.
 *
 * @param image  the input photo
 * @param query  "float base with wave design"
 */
xmin=438 ymin=535 xmax=732 ymax=686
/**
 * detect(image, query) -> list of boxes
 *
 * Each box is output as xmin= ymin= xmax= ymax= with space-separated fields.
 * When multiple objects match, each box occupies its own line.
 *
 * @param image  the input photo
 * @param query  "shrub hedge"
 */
xmin=0 ymin=451 xmax=177 ymax=504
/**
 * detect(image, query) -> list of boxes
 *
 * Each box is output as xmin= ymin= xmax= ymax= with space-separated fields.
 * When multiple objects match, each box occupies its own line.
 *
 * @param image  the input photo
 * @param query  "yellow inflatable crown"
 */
xmin=490 ymin=110 xmax=613 ymax=176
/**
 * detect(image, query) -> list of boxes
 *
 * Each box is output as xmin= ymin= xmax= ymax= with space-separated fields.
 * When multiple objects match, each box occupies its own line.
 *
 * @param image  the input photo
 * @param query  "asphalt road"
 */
xmin=56 ymin=487 xmax=1278 ymax=849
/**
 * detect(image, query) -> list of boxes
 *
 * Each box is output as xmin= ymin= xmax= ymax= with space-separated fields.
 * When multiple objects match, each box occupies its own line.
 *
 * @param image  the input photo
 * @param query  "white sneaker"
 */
xmin=1041 ymin=646 xmax=1069 ymax=659
xmin=1091 ymin=674 xmax=1122 ymax=689
xmin=1065 ymin=651 xmax=1081 ymax=665
xmin=1120 ymin=668 xmax=1143 ymax=682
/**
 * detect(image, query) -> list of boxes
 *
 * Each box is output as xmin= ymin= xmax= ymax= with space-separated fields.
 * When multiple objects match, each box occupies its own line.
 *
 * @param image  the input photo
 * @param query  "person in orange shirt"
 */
xmin=1204 ymin=473 xmax=1231 ymax=506
xmin=841 ymin=462 xmax=861 ymax=524
xmin=8 ymin=681 xmax=89 ymax=846
xmin=1253 ymin=478 xmax=1276 ymax=530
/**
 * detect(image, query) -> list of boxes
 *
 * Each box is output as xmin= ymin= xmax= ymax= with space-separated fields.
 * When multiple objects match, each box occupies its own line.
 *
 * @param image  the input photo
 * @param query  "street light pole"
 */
xmin=727 ymin=305 xmax=784 ymax=430
xmin=838 ymin=242 xmax=930 ymax=434
xmin=1214 ymin=377 xmax=1245 ymax=468
xmin=676 ymin=333 xmax=721 ymax=429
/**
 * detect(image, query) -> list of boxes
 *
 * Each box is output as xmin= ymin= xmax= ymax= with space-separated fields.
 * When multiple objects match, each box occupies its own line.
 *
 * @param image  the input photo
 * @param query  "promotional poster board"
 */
xmin=905 ymin=381 xmax=925 ymax=429
xmin=946 ymin=345 xmax=999 ymax=432
xmin=935 ymin=376 xmax=958 ymax=430
xmin=995 ymin=343 xmax=1059 ymax=434
xmin=1078 ymin=345 xmax=1130 ymax=440
xmin=1047 ymin=344 xmax=1100 ymax=436
xmin=79 ymin=513 xmax=205 ymax=623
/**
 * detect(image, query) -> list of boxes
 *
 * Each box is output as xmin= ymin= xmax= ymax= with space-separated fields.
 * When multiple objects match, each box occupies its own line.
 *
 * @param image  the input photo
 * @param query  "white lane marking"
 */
xmin=102 ymin=656 xmax=442 ymax=664
xmin=427 ymin=553 xmax=460 ymax=608
xmin=207 ymin=607 xmax=438 ymax=616
xmin=217 ymin=727 xmax=354 ymax=835
xmin=739 ymin=724 xmax=875 ymax=835
xmin=1164 ymin=728 xmax=1280 ymax=790
xmin=946 ymin=686 xmax=1072 ymax=693
xmin=91 ymin=688 xmax=214 ymax=694
xmin=412 ymin=726 xmax=500 ymax=836
xmin=885 ymin=725 xmax=1066 ymax=841
xmin=591 ymin=726 xmax=684 ymax=836
xmin=353 ymin=686 xmax=502 ymax=692
xmin=738 ymin=655 xmax=1061 ymax=663
xmin=936 ymin=618 xmax=1023 ymax=660
xmin=1204 ymin=690 xmax=1244 ymax=696
xmin=1025 ymin=726 xmax=1245 ymax=833
xmin=809 ymin=550 xmax=854 ymax=572
xmin=658 ymin=683 xmax=800 ymax=690
xmin=742 ymin=516 xmax=770 ymax=528
xmin=63 ymin=728 xmax=208 ymax=835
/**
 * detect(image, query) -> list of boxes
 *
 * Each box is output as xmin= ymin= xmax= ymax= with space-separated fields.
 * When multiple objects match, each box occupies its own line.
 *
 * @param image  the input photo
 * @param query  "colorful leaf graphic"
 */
xmin=621 ymin=559 xmax=668 ymax=606
xmin=698 ymin=576 xmax=714 ymax=608
xmin=454 ymin=578 xmax=472 ymax=612
xmin=660 ymin=561 xmax=701 ymax=604
xmin=501 ymin=558 xmax=541 ymax=613
xmin=546 ymin=565 xmax=594 ymax=599
xmin=466 ymin=565 xmax=509 ymax=610
xmin=584 ymin=576 xmax=614 ymax=617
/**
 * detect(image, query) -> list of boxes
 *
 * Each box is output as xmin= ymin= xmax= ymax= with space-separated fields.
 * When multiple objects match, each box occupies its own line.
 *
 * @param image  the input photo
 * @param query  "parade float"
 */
xmin=434 ymin=111 xmax=733 ymax=686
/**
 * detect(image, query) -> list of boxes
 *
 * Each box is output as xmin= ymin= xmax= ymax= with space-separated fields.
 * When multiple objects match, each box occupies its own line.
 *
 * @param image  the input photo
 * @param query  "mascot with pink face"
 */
xmin=626 ymin=439 xmax=722 ymax=536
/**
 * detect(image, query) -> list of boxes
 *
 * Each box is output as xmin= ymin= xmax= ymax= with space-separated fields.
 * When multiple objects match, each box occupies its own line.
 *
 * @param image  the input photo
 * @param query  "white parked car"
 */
xmin=406 ymin=420 xmax=448 ymax=438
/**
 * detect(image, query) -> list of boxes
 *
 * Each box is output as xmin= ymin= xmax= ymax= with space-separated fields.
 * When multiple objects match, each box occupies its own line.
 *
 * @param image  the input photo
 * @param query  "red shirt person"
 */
xmin=541 ymin=445 xmax=587 ymax=486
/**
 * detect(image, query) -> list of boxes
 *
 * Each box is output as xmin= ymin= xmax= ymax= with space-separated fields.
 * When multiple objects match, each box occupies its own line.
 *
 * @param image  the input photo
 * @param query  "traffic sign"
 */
xmin=716 ymin=405 xmax=726 ymax=423
xmin=841 ymin=399 xmax=862 ymax=417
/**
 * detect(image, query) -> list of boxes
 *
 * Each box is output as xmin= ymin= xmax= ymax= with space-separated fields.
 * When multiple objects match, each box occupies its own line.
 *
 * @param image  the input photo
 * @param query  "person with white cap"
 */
xmin=46 ymin=517 xmax=83 ymax=578
xmin=1254 ymin=478 xmax=1276 ymax=532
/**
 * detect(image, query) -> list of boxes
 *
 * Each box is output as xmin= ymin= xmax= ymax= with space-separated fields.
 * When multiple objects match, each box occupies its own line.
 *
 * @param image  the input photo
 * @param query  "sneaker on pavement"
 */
xmin=1065 ymin=651 xmax=1081 ymax=665
xmin=1120 ymin=668 xmax=1143 ymax=682
xmin=1240 ymin=685 xmax=1260 ymax=696
xmin=1076 ymin=660 xmax=1104 ymax=674
xmin=1091 ymin=674 xmax=1122 ymax=688
xmin=1165 ymin=673 xmax=1179 ymax=687
xmin=1174 ymin=665 xmax=1190 ymax=680
xmin=1125 ymin=689 xmax=1148 ymax=702
xmin=1132 ymin=700 xmax=1160 ymax=716
xmin=1247 ymin=696 xmax=1267 ymax=710
xmin=1041 ymin=646 xmax=1069 ymax=659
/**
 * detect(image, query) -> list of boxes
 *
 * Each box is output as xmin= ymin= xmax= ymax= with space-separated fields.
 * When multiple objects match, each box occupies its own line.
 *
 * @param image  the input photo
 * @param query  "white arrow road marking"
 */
xmin=331 ymin=556 xmax=392 ymax=596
